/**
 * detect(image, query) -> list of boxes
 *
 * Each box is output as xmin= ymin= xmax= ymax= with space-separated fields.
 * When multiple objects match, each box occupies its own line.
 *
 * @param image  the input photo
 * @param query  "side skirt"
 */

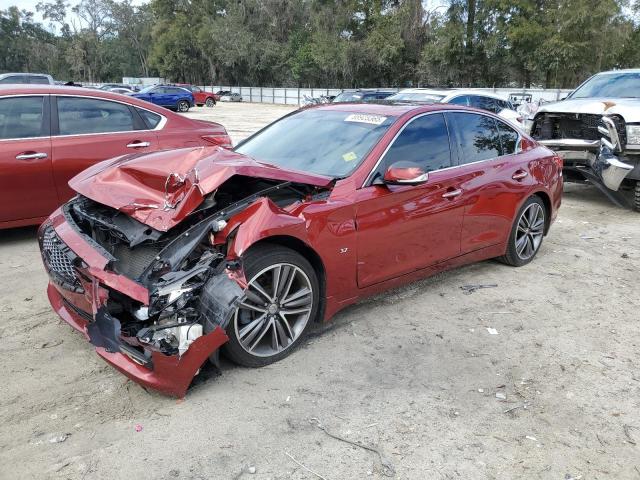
xmin=323 ymin=242 xmax=507 ymax=320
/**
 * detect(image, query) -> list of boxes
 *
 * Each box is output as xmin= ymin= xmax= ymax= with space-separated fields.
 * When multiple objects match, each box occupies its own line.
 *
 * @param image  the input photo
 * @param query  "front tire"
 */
xmin=177 ymin=100 xmax=190 ymax=112
xmin=634 ymin=180 xmax=640 ymax=212
xmin=223 ymin=244 xmax=320 ymax=367
xmin=205 ymin=97 xmax=216 ymax=107
xmin=498 ymin=195 xmax=546 ymax=267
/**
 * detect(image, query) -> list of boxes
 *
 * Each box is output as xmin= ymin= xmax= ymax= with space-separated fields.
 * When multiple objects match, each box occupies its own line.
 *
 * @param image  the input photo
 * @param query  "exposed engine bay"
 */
xmin=56 ymin=176 xmax=327 ymax=363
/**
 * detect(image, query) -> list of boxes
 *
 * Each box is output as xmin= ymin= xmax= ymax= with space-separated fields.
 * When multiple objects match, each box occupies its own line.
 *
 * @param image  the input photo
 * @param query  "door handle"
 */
xmin=442 ymin=188 xmax=462 ymax=199
xmin=512 ymin=170 xmax=529 ymax=180
xmin=16 ymin=152 xmax=48 ymax=160
xmin=127 ymin=141 xmax=151 ymax=148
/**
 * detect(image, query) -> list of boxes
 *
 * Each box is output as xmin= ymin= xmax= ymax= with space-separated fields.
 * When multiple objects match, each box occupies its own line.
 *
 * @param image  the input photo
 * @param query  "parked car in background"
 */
xmin=0 ymin=73 xmax=54 ymax=85
xmin=37 ymin=102 xmax=562 ymax=396
xmin=173 ymin=84 xmax=217 ymax=107
xmin=528 ymin=69 xmax=640 ymax=210
xmin=387 ymin=88 xmax=523 ymax=126
xmin=131 ymin=85 xmax=195 ymax=112
xmin=332 ymin=89 xmax=395 ymax=103
xmin=99 ymin=83 xmax=129 ymax=91
xmin=219 ymin=92 xmax=242 ymax=102
xmin=108 ymin=87 xmax=135 ymax=95
xmin=215 ymin=90 xmax=231 ymax=100
xmin=0 ymin=85 xmax=232 ymax=229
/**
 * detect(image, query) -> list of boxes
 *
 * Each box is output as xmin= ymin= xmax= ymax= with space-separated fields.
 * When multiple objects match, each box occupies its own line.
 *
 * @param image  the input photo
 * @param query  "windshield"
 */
xmin=570 ymin=72 xmax=640 ymax=98
xmin=235 ymin=109 xmax=395 ymax=177
xmin=387 ymin=92 xmax=445 ymax=102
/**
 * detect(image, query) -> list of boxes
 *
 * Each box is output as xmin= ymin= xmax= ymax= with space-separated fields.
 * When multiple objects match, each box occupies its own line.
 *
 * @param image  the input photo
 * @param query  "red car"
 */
xmin=175 ymin=84 xmax=218 ymax=107
xmin=38 ymin=103 xmax=563 ymax=396
xmin=0 ymin=85 xmax=231 ymax=229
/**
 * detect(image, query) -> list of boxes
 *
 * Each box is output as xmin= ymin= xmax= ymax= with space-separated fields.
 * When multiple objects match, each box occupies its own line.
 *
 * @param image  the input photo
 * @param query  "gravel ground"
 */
xmin=1 ymin=102 xmax=639 ymax=480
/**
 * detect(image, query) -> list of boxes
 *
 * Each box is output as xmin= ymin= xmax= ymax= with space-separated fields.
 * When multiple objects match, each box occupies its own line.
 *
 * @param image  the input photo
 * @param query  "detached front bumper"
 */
xmin=39 ymin=208 xmax=229 ymax=397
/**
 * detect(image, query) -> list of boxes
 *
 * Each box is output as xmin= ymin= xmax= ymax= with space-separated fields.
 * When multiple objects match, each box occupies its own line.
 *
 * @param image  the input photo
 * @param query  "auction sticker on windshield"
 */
xmin=344 ymin=113 xmax=388 ymax=125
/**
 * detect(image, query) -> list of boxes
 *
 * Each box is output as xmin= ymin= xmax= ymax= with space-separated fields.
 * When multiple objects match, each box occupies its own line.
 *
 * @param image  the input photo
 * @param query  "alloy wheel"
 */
xmin=234 ymin=263 xmax=313 ymax=358
xmin=206 ymin=98 xmax=215 ymax=107
xmin=178 ymin=101 xmax=189 ymax=112
xmin=515 ymin=202 xmax=545 ymax=260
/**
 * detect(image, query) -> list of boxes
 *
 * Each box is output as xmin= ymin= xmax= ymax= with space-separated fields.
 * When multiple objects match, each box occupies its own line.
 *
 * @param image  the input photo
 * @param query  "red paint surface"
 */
xmin=0 ymin=85 xmax=230 ymax=229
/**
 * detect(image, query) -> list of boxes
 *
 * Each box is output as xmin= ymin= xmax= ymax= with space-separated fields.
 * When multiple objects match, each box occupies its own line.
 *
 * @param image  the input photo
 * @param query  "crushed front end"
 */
xmin=40 ymin=190 xmax=313 ymax=398
xmin=39 ymin=197 xmax=242 ymax=396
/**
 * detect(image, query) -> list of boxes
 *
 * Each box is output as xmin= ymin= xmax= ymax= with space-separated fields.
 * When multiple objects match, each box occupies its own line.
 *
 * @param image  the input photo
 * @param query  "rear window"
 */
xmin=57 ymin=97 xmax=134 ymax=135
xmin=448 ymin=112 xmax=501 ymax=164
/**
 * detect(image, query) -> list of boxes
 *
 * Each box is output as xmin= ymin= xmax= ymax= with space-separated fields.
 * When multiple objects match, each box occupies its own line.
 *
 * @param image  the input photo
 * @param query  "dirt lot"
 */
xmin=1 ymin=102 xmax=639 ymax=480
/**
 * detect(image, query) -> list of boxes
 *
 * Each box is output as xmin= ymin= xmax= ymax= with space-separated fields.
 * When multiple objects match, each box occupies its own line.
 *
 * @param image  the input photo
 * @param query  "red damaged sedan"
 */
xmin=0 ymin=85 xmax=231 ymax=229
xmin=38 ymin=103 xmax=562 ymax=396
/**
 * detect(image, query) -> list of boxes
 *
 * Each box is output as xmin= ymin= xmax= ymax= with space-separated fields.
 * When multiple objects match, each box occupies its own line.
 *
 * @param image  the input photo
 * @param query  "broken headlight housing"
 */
xmin=626 ymin=124 xmax=640 ymax=145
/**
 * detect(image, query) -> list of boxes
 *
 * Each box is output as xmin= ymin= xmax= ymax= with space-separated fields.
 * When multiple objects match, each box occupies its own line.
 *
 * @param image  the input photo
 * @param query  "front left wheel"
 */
xmin=223 ymin=244 xmax=320 ymax=367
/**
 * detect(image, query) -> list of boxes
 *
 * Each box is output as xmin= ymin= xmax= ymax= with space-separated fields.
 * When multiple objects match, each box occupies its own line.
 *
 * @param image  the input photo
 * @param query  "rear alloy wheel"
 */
xmin=177 ymin=100 xmax=190 ymax=112
xmin=205 ymin=97 xmax=216 ymax=107
xmin=223 ymin=244 xmax=319 ymax=367
xmin=498 ymin=195 xmax=546 ymax=267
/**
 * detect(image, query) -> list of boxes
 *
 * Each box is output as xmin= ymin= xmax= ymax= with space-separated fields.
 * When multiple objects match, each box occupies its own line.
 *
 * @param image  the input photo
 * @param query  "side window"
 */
xmin=448 ymin=95 xmax=469 ymax=106
xmin=448 ymin=112 xmax=501 ymax=164
xmin=57 ymin=97 xmax=134 ymax=135
xmin=192 ymin=86 xmax=201 ymax=93
xmin=496 ymin=119 xmax=520 ymax=155
xmin=0 ymin=96 xmax=46 ymax=139
xmin=0 ymin=75 xmax=25 ymax=84
xmin=29 ymin=76 xmax=50 ymax=84
xmin=468 ymin=95 xmax=498 ymax=113
xmin=136 ymin=108 xmax=162 ymax=129
xmin=382 ymin=113 xmax=452 ymax=173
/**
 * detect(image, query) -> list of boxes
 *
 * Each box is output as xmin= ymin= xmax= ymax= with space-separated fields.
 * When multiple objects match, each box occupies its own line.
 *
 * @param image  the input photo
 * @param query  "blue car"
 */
xmin=131 ymin=85 xmax=194 ymax=112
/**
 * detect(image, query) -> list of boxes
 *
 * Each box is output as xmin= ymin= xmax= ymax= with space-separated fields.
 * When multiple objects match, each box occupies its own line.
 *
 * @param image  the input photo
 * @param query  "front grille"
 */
xmin=41 ymin=226 xmax=84 ymax=293
xmin=532 ymin=113 xmax=626 ymax=148
xmin=532 ymin=113 xmax=602 ymax=141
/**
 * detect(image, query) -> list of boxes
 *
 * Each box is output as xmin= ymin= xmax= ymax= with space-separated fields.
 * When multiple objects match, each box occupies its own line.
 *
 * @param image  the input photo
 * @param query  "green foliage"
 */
xmin=1 ymin=0 xmax=639 ymax=88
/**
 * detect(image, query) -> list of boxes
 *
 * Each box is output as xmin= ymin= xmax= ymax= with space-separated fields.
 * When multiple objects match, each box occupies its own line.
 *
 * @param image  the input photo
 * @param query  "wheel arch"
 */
xmin=530 ymin=190 xmax=552 ymax=234
xmin=243 ymin=235 xmax=327 ymax=323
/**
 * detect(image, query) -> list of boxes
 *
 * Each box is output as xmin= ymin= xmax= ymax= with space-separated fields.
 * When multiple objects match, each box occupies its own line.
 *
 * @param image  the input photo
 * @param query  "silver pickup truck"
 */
xmin=528 ymin=69 xmax=640 ymax=211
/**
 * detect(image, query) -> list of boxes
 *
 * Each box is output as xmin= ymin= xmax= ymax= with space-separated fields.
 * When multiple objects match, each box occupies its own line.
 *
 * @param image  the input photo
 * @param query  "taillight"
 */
xmin=202 ymin=134 xmax=233 ymax=148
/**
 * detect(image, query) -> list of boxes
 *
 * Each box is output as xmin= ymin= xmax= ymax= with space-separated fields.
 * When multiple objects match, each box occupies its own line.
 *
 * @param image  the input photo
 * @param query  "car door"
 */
xmin=51 ymin=95 xmax=158 ymax=203
xmin=0 ymin=95 xmax=57 ymax=224
xmin=354 ymin=112 xmax=466 ymax=288
xmin=446 ymin=111 xmax=527 ymax=253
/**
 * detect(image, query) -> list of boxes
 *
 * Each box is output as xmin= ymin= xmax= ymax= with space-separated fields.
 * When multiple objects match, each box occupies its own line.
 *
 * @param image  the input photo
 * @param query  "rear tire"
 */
xmin=498 ymin=195 xmax=546 ymax=267
xmin=177 ymin=100 xmax=190 ymax=112
xmin=223 ymin=244 xmax=319 ymax=368
xmin=205 ymin=97 xmax=216 ymax=107
xmin=634 ymin=181 xmax=640 ymax=212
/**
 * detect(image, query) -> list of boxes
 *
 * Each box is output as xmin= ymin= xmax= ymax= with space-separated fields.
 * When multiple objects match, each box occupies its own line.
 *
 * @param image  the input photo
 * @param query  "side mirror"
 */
xmin=383 ymin=161 xmax=428 ymax=185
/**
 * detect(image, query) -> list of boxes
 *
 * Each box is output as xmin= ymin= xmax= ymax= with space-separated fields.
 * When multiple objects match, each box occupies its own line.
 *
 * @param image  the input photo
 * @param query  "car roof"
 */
xmin=595 ymin=69 xmax=640 ymax=75
xmin=0 ymin=84 xmax=176 ymax=109
xmin=0 ymin=72 xmax=52 ymax=78
xmin=396 ymin=88 xmax=509 ymax=100
xmin=308 ymin=101 xmax=471 ymax=117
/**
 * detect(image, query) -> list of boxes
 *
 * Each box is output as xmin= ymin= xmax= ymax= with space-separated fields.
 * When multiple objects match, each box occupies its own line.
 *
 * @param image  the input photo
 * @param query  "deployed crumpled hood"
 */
xmin=69 ymin=146 xmax=333 ymax=232
xmin=538 ymin=97 xmax=640 ymax=121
